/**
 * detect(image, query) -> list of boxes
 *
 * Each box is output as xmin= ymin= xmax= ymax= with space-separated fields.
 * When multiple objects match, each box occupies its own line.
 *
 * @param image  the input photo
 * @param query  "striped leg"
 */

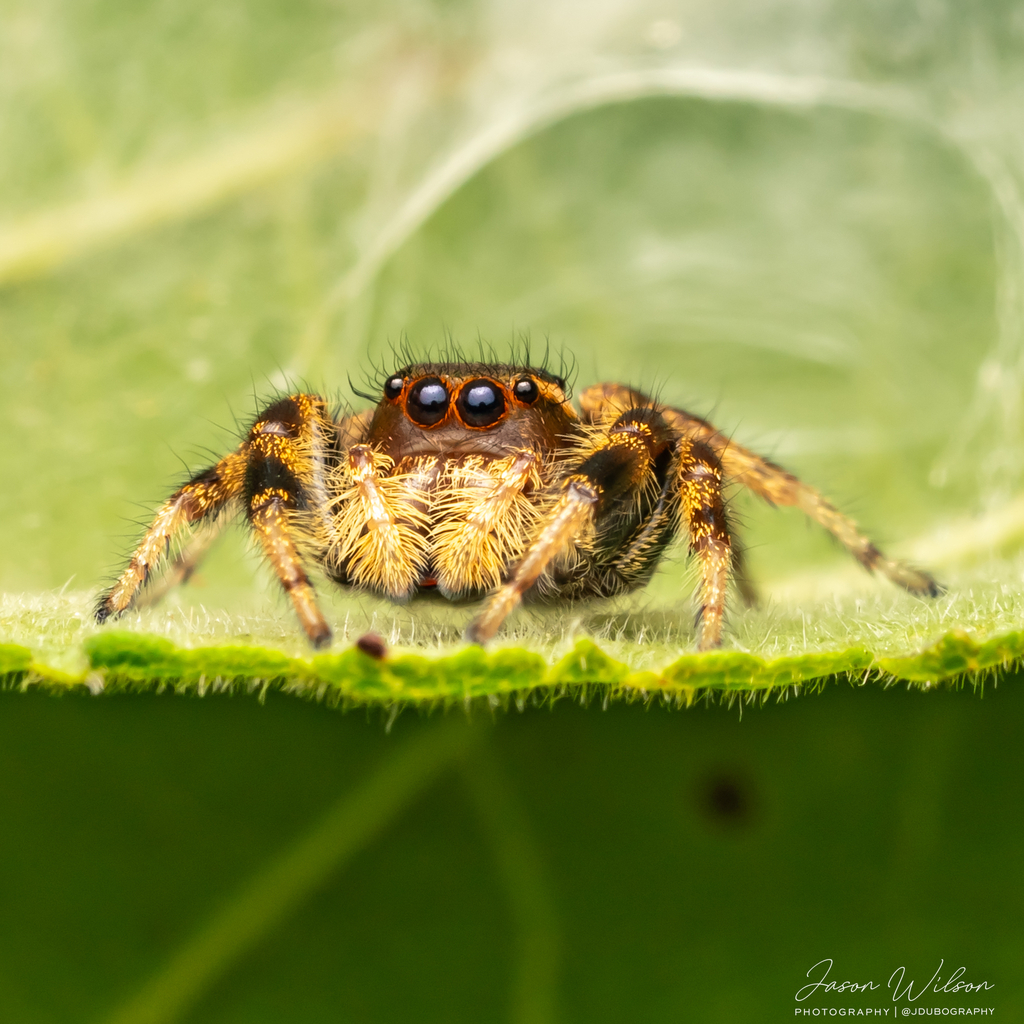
xmin=466 ymin=407 xmax=675 ymax=644
xmin=95 ymin=451 xmax=247 ymax=621
xmin=134 ymin=520 xmax=226 ymax=609
xmin=327 ymin=445 xmax=431 ymax=600
xmin=431 ymin=452 xmax=542 ymax=597
xmin=96 ymin=393 xmax=342 ymax=648
xmin=677 ymin=439 xmax=733 ymax=650
xmin=244 ymin=394 xmax=339 ymax=647
xmin=578 ymin=383 xmax=940 ymax=597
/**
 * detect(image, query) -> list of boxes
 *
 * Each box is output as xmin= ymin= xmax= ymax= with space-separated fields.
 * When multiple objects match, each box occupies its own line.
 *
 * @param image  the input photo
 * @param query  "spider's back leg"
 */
xmin=96 ymin=450 xmax=247 ymax=621
xmin=579 ymin=382 xmax=941 ymax=598
xmin=133 ymin=523 xmax=226 ymax=610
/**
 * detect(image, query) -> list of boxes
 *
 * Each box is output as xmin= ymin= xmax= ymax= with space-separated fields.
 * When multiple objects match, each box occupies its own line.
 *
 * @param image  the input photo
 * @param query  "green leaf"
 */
xmin=1 ymin=679 xmax=1021 ymax=1021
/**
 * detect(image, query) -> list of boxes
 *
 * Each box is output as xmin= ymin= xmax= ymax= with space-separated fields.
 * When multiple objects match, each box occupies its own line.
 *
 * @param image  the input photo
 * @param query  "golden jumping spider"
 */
xmin=96 ymin=359 xmax=940 ymax=649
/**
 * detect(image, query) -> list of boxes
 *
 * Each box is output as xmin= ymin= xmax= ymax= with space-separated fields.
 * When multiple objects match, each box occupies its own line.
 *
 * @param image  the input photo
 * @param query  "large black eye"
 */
xmin=406 ymin=377 xmax=449 ymax=426
xmin=513 ymin=376 xmax=539 ymax=404
xmin=457 ymin=379 xmax=506 ymax=428
xmin=384 ymin=376 xmax=404 ymax=400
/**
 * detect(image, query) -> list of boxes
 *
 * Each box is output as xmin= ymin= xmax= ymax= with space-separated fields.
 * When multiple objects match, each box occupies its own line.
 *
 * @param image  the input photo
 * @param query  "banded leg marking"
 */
xmin=244 ymin=394 xmax=341 ymax=647
xmin=96 ymin=450 xmax=247 ymax=620
xmin=578 ymin=382 xmax=940 ymax=598
xmin=134 ymin=520 xmax=226 ymax=610
xmin=466 ymin=479 xmax=600 ymax=644
xmin=250 ymin=489 xmax=331 ymax=647
xmin=678 ymin=440 xmax=732 ymax=651
xmin=467 ymin=410 xmax=669 ymax=643
xmin=681 ymin=422 xmax=941 ymax=596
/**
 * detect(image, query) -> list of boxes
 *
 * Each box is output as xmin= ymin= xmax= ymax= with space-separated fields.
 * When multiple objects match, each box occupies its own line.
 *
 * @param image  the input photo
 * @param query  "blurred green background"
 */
xmin=1 ymin=0 xmax=1022 ymax=1019
xmin=3 ymin=0 xmax=1023 ymax=605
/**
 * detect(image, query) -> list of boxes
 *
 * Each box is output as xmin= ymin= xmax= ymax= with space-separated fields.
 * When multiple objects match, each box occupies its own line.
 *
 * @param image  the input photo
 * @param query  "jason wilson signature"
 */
xmin=796 ymin=960 xmax=994 ymax=1003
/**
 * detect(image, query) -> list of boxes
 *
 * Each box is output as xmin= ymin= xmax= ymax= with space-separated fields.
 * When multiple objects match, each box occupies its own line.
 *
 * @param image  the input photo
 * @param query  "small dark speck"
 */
xmin=698 ymin=772 xmax=755 ymax=827
xmin=356 ymin=633 xmax=387 ymax=660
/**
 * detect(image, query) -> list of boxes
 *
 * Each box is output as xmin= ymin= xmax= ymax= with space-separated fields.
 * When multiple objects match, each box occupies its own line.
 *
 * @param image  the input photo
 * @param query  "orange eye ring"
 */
xmin=397 ymin=373 xmax=531 ymax=430
xmin=454 ymin=378 xmax=507 ymax=429
xmin=406 ymin=376 xmax=450 ymax=427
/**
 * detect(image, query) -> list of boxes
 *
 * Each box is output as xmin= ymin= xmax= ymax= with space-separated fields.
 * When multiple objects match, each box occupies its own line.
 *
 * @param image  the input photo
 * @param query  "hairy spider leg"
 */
xmin=133 ymin=522 xmax=226 ymax=609
xmin=575 ymin=387 xmax=749 ymax=609
xmin=727 ymin=533 xmax=759 ymax=608
xmin=466 ymin=407 xmax=736 ymax=647
xmin=96 ymin=392 xmax=343 ymax=646
xmin=464 ymin=477 xmax=599 ymax=645
xmin=328 ymin=445 xmax=432 ymax=600
xmin=244 ymin=394 xmax=341 ymax=648
xmin=578 ymin=383 xmax=941 ymax=598
xmin=107 ymin=405 xmax=369 ymax=618
xmin=676 ymin=438 xmax=733 ymax=649
xmin=431 ymin=451 xmax=543 ymax=597
xmin=95 ymin=449 xmax=248 ymax=621
xmin=574 ymin=414 xmax=735 ymax=648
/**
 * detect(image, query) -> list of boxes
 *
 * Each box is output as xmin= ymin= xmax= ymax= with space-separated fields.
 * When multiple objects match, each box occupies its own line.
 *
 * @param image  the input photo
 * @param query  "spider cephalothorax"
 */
xmin=96 ymin=360 xmax=940 ymax=649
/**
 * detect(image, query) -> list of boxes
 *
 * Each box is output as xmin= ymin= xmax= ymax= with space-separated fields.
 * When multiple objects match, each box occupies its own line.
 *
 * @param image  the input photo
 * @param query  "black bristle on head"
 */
xmin=355 ymin=333 xmax=578 ymax=403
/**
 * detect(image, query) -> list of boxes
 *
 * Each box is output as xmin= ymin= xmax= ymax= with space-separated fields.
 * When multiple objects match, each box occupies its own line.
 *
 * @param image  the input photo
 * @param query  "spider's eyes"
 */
xmin=456 ymin=379 xmax=505 ymax=428
xmin=406 ymin=377 xmax=449 ymax=426
xmin=384 ymin=376 xmax=404 ymax=400
xmin=513 ymin=376 xmax=539 ymax=404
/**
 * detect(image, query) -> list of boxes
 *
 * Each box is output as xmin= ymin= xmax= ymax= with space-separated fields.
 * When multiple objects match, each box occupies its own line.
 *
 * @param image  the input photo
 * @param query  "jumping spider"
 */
xmin=96 ymin=360 xmax=940 ymax=649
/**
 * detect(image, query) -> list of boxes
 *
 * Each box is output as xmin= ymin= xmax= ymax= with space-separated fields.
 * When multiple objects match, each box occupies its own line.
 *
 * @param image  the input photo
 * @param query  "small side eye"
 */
xmin=406 ymin=377 xmax=449 ymax=426
xmin=384 ymin=376 xmax=404 ymax=400
xmin=513 ymin=376 xmax=539 ymax=404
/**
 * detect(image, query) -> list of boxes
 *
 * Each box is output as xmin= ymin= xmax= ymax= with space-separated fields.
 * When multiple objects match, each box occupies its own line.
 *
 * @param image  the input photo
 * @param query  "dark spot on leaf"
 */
xmin=356 ymin=633 xmax=387 ymax=660
xmin=698 ymin=771 xmax=755 ymax=828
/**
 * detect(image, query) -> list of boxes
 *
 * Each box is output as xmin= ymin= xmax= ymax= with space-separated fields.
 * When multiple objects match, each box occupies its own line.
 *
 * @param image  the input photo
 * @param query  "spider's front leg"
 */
xmin=465 ymin=408 xmax=734 ymax=650
xmin=242 ymin=394 xmax=342 ymax=647
xmin=97 ymin=393 xmax=343 ymax=648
